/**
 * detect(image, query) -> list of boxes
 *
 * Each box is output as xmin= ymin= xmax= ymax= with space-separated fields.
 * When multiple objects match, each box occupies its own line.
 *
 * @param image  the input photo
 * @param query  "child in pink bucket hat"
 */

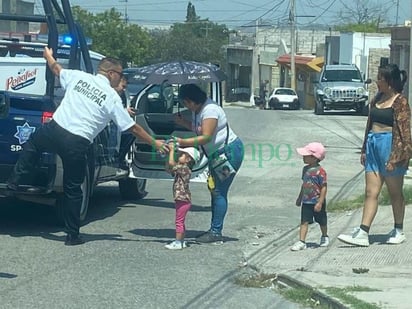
xmin=292 ymin=142 xmax=328 ymax=251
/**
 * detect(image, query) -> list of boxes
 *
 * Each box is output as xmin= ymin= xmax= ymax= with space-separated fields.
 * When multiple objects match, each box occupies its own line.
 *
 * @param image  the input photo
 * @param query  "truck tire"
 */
xmin=119 ymin=178 xmax=147 ymax=200
xmin=314 ymin=99 xmax=324 ymax=115
xmin=55 ymin=164 xmax=91 ymax=224
xmin=362 ymin=104 xmax=369 ymax=116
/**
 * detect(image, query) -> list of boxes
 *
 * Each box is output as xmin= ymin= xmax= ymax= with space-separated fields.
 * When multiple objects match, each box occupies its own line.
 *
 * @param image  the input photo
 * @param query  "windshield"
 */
xmin=321 ymin=69 xmax=362 ymax=82
xmin=275 ymin=88 xmax=296 ymax=95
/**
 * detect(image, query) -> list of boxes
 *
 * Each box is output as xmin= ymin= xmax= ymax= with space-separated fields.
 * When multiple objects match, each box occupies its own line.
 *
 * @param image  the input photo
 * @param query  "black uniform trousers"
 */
xmin=9 ymin=120 xmax=90 ymax=236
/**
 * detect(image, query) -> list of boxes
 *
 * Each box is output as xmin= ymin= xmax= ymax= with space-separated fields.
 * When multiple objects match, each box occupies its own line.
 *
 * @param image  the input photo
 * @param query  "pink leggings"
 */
xmin=175 ymin=200 xmax=192 ymax=233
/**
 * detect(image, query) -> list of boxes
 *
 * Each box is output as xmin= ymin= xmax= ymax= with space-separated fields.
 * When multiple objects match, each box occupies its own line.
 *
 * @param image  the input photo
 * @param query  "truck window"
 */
xmin=322 ymin=69 xmax=362 ymax=82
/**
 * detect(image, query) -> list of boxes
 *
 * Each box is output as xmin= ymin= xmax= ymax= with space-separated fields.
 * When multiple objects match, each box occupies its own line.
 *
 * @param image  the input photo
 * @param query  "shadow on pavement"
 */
xmin=129 ymin=228 xmax=239 ymax=243
xmin=136 ymin=198 xmax=210 ymax=212
xmin=0 ymin=272 xmax=17 ymax=279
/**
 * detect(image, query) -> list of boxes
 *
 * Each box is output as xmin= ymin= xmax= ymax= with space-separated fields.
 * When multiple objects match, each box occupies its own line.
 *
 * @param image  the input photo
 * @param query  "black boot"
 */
xmin=65 ymin=234 xmax=85 ymax=246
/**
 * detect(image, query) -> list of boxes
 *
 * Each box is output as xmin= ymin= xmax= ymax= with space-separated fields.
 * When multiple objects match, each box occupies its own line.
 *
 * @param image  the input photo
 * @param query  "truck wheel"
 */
xmin=314 ymin=100 xmax=324 ymax=115
xmin=362 ymin=104 xmax=369 ymax=116
xmin=55 ymin=164 xmax=91 ymax=224
xmin=119 ymin=178 xmax=147 ymax=200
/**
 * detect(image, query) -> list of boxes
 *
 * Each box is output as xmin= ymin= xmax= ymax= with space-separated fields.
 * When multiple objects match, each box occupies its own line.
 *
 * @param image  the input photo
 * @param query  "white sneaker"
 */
xmin=290 ymin=241 xmax=306 ymax=251
xmin=165 ymin=240 xmax=187 ymax=250
xmin=337 ymin=228 xmax=369 ymax=247
xmin=387 ymin=229 xmax=406 ymax=244
xmin=320 ymin=236 xmax=330 ymax=247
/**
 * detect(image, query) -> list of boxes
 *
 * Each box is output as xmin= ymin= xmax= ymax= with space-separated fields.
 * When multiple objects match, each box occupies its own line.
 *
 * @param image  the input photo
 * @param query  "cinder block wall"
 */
xmin=368 ymin=48 xmax=390 ymax=102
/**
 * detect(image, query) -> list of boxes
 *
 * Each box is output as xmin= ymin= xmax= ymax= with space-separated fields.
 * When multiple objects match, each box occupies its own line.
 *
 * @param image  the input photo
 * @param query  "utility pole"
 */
xmin=119 ymin=0 xmax=128 ymax=24
xmin=201 ymin=23 xmax=211 ymax=38
xmin=395 ymin=0 xmax=399 ymax=25
xmin=290 ymin=0 xmax=296 ymax=90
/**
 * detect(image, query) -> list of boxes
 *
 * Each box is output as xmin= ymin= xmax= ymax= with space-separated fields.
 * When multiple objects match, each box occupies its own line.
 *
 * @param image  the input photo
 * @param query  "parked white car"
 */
xmin=267 ymin=87 xmax=299 ymax=110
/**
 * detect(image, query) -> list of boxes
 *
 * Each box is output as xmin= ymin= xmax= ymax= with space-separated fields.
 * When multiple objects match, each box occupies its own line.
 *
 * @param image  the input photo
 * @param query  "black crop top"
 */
xmin=370 ymin=106 xmax=394 ymax=127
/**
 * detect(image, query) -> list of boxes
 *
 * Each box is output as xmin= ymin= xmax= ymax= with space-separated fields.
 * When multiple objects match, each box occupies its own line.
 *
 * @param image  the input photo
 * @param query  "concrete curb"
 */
xmin=223 ymin=101 xmax=258 ymax=109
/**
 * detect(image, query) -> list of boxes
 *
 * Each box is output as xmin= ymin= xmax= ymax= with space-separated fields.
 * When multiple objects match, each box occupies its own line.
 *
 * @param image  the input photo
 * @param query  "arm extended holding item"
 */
xmin=43 ymin=47 xmax=62 ymax=77
xmin=128 ymin=124 xmax=166 ymax=153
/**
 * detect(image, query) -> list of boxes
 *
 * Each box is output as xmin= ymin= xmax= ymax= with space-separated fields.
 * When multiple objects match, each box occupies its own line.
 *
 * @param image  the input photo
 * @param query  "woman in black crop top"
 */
xmin=338 ymin=63 xmax=412 ymax=247
xmin=369 ymin=105 xmax=393 ymax=127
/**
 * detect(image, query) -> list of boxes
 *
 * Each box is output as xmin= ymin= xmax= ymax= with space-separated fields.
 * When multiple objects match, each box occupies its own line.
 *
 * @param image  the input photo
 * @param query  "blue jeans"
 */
xmin=209 ymin=138 xmax=244 ymax=234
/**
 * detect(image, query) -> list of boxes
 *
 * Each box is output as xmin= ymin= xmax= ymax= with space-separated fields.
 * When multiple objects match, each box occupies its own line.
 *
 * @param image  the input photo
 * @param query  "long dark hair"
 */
xmin=178 ymin=84 xmax=207 ymax=105
xmin=378 ymin=63 xmax=408 ymax=93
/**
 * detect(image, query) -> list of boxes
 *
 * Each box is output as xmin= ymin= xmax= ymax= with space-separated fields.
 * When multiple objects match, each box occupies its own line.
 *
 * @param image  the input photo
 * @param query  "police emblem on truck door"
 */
xmin=14 ymin=122 xmax=35 ymax=144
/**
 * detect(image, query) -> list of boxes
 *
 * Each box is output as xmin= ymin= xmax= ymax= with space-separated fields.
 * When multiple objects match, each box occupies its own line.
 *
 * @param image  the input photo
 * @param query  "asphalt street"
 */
xmin=0 ymin=107 xmax=368 ymax=308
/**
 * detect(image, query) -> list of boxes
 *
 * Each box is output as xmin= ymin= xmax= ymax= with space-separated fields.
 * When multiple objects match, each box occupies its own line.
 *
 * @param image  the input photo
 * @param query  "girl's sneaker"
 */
xmin=165 ymin=240 xmax=187 ymax=250
xmin=290 ymin=241 xmax=306 ymax=251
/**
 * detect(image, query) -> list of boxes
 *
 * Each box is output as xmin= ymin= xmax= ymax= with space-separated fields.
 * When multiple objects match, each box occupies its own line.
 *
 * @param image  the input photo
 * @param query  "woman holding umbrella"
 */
xmin=174 ymin=84 xmax=244 ymax=244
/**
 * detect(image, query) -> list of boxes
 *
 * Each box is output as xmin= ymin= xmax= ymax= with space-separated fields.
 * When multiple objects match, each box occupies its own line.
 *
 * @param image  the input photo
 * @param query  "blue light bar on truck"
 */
xmin=61 ymin=34 xmax=72 ymax=45
xmin=36 ymin=34 xmax=92 ymax=46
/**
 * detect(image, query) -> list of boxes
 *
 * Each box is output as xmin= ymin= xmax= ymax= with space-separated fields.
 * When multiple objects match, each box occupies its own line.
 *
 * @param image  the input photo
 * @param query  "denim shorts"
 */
xmin=365 ymin=131 xmax=407 ymax=177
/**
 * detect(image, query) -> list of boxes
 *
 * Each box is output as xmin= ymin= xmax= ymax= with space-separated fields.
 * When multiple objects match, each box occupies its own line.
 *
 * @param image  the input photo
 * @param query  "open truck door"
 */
xmin=129 ymin=81 xmax=224 ymax=182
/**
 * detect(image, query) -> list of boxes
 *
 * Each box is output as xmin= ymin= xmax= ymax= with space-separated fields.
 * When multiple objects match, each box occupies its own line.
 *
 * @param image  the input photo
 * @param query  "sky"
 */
xmin=48 ymin=0 xmax=412 ymax=29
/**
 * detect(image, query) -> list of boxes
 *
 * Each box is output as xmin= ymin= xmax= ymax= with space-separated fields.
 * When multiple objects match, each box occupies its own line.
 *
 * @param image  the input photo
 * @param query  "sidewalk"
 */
xmin=248 ymin=201 xmax=412 ymax=309
xmin=223 ymin=100 xmax=258 ymax=109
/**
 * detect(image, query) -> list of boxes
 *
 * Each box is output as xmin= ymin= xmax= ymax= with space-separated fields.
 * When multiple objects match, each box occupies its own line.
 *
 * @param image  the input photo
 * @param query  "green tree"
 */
xmin=71 ymin=4 xmax=229 ymax=67
xmin=335 ymin=0 xmax=389 ymax=32
xmin=71 ymin=6 xmax=152 ymax=66
xmin=148 ymin=3 xmax=229 ymax=66
xmin=186 ymin=1 xmax=199 ymax=23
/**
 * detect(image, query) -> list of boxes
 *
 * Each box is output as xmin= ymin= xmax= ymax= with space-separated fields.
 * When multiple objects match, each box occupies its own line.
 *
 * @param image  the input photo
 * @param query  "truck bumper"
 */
xmin=323 ymin=97 xmax=368 ymax=110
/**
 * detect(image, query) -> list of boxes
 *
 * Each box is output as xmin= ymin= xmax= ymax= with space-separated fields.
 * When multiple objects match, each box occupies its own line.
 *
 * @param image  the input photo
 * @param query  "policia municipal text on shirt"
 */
xmin=7 ymin=47 xmax=167 ymax=246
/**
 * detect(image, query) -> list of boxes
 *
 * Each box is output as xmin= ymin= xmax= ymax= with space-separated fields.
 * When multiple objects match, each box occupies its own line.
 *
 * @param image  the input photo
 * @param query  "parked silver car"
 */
xmin=313 ymin=64 xmax=371 ymax=115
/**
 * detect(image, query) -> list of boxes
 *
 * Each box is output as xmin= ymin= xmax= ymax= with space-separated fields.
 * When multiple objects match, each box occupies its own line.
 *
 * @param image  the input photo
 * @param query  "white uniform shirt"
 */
xmin=53 ymin=69 xmax=135 ymax=142
xmin=192 ymin=98 xmax=237 ymax=156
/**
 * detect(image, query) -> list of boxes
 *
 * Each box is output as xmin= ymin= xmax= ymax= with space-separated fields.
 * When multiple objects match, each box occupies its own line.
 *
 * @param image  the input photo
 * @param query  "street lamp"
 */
xmin=290 ymin=0 xmax=296 ymax=90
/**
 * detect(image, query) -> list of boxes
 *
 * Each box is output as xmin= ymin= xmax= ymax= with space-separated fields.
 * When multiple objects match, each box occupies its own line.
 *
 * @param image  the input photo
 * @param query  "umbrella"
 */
xmin=126 ymin=60 xmax=227 ymax=85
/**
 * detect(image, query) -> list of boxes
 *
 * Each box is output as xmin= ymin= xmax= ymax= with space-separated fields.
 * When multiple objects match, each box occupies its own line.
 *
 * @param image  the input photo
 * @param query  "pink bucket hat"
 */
xmin=296 ymin=142 xmax=326 ymax=161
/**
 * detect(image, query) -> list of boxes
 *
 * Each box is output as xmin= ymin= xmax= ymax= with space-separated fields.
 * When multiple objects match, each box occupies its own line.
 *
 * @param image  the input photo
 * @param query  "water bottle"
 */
xmin=159 ymin=138 xmax=179 ymax=158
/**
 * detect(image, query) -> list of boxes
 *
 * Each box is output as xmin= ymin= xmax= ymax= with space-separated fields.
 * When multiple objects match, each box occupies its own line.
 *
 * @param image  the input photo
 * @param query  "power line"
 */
xmin=309 ymin=0 xmax=338 ymax=24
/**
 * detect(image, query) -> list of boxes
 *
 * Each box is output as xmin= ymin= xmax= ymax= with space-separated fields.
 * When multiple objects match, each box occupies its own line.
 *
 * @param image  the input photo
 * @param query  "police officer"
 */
xmin=8 ymin=47 xmax=167 ymax=246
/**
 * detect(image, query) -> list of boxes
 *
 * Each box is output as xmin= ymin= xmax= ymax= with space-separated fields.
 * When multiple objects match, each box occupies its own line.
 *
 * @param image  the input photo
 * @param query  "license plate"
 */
xmin=282 ymin=104 xmax=289 ymax=108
